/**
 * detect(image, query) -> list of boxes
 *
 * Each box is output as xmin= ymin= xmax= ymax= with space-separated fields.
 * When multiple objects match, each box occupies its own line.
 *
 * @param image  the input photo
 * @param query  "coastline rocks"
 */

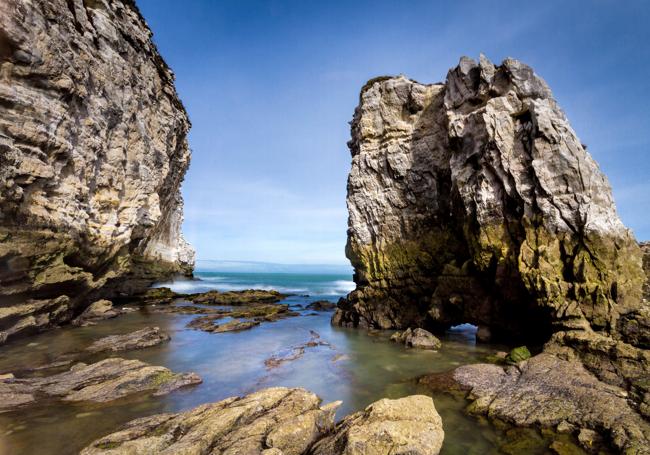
xmin=337 ymin=55 xmax=645 ymax=351
xmin=72 ymin=300 xmax=120 ymax=327
xmin=185 ymin=303 xmax=297 ymax=333
xmin=305 ymin=300 xmax=337 ymax=311
xmin=452 ymin=353 xmax=650 ymax=453
xmin=85 ymin=327 xmax=171 ymax=353
xmin=391 ymin=328 xmax=442 ymax=350
xmin=311 ymin=395 xmax=444 ymax=455
xmin=0 ymin=0 xmax=194 ymax=344
xmin=81 ymin=387 xmax=445 ymax=455
xmin=0 ymin=358 xmax=201 ymax=411
xmin=188 ymin=317 xmax=260 ymax=333
xmin=81 ymin=387 xmax=340 ymax=455
xmin=187 ymin=289 xmax=287 ymax=305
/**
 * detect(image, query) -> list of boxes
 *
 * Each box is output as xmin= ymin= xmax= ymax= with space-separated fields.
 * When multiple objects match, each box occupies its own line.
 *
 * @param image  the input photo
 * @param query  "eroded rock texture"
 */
xmin=0 ymin=0 xmax=194 ymax=343
xmin=81 ymin=387 xmax=444 ymax=455
xmin=336 ymin=56 xmax=646 ymax=349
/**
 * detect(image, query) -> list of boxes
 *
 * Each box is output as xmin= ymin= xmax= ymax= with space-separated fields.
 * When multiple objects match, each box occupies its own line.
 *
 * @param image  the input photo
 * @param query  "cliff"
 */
xmin=0 ymin=0 xmax=194 ymax=343
xmin=335 ymin=56 xmax=649 ymax=385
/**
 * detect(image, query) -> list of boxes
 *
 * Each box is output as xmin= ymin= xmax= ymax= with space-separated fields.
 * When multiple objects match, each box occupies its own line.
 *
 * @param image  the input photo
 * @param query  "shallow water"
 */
xmin=1 ymin=271 xmax=513 ymax=454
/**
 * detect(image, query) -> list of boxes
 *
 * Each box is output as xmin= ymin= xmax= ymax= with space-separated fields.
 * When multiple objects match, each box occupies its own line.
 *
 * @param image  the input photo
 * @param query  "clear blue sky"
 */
xmin=137 ymin=0 xmax=650 ymax=264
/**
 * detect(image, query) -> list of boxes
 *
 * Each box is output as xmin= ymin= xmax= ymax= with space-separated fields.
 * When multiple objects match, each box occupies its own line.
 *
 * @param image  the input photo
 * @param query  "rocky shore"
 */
xmin=81 ymin=387 xmax=444 ymax=455
xmin=336 ymin=55 xmax=650 ymax=453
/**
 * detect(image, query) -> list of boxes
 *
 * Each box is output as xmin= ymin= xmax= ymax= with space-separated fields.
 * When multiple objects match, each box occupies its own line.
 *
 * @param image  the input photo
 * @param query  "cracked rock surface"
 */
xmin=0 ymin=0 xmax=194 ymax=344
xmin=0 ymin=357 xmax=201 ymax=411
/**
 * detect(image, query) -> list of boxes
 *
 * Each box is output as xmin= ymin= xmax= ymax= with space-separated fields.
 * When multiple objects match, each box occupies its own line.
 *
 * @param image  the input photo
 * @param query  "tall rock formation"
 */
xmin=335 ymin=56 xmax=646 ymax=355
xmin=0 ymin=0 xmax=194 ymax=343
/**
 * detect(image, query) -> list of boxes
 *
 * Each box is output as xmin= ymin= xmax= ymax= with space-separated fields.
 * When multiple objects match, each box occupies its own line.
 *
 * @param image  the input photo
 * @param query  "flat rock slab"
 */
xmin=453 ymin=353 xmax=650 ymax=454
xmin=187 ymin=289 xmax=287 ymax=305
xmin=0 ymin=358 xmax=201 ymax=412
xmin=81 ymin=387 xmax=445 ymax=455
xmin=85 ymin=327 xmax=171 ymax=353
xmin=311 ymin=395 xmax=444 ymax=455
xmin=185 ymin=303 xmax=298 ymax=333
xmin=305 ymin=300 xmax=337 ymax=311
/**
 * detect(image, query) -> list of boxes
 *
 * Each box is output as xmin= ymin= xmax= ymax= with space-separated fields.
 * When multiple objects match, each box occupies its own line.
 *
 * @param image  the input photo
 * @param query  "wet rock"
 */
xmin=305 ymin=300 xmax=337 ymax=311
xmin=72 ymin=300 xmax=120 ymax=327
xmin=265 ymin=331 xmax=332 ymax=369
xmin=453 ymin=353 xmax=650 ymax=453
xmin=0 ymin=358 xmax=201 ymax=411
xmin=391 ymin=328 xmax=441 ymax=350
xmin=0 ymin=0 xmax=194 ymax=344
xmin=311 ymin=395 xmax=444 ymax=455
xmin=85 ymin=327 xmax=171 ymax=353
xmin=133 ymin=287 xmax=180 ymax=305
xmin=187 ymin=289 xmax=287 ymax=305
xmin=185 ymin=303 xmax=297 ymax=333
xmin=81 ymin=387 xmax=340 ymax=455
xmin=188 ymin=317 xmax=260 ymax=333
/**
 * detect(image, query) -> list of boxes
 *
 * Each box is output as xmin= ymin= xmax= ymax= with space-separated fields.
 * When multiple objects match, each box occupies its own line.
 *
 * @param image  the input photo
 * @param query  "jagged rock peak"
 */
xmin=0 ymin=0 xmax=194 ymax=343
xmin=336 ymin=55 xmax=645 ymax=353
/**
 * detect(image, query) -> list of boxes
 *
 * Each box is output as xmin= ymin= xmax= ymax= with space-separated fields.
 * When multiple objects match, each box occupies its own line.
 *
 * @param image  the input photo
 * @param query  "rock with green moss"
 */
xmin=337 ymin=55 xmax=645 ymax=347
xmin=506 ymin=346 xmax=531 ymax=364
xmin=0 ymin=358 xmax=200 ymax=411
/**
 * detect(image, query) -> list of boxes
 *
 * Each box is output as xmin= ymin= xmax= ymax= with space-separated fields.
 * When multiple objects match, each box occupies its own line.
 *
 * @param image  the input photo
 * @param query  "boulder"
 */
xmin=311 ymin=395 xmax=444 ymax=455
xmin=72 ymin=300 xmax=120 ymax=327
xmin=391 ymin=328 xmax=442 ymax=350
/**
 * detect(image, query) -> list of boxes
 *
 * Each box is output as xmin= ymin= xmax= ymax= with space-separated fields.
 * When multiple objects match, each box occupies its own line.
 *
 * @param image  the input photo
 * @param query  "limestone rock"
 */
xmin=453 ymin=353 xmax=650 ymax=453
xmin=391 ymin=327 xmax=442 ymax=350
xmin=85 ymin=327 xmax=170 ymax=353
xmin=0 ymin=0 xmax=194 ymax=344
xmin=336 ymin=55 xmax=645 ymax=349
xmin=311 ymin=395 xmax=444 ymax=455
xmin=72 ymin=300 xmax=120 ymax=327
xmin=0 ymin=358 xmax=201 ymax=411
xmin=81 ymin=387 xmax=340 ymax=455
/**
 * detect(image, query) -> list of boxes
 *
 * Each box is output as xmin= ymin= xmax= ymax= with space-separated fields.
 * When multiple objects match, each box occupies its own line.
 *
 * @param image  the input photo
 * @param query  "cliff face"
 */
xmin=336 ymin=56 xmax=646 ymax=351
xmin=0 ymin=0 xmax=194 ymax=343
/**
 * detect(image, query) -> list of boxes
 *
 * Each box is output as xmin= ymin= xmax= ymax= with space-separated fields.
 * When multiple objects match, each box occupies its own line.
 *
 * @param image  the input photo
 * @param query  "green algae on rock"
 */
xmin=336 ymin=56 xmax=645 ymax=347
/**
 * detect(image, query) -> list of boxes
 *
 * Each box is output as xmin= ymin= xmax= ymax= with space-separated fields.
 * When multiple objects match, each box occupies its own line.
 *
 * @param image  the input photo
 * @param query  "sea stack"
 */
xmin=335 ymin=56 xmax=649 ymax=380
xmin=0 ymin=0 xmax=194 ymax=343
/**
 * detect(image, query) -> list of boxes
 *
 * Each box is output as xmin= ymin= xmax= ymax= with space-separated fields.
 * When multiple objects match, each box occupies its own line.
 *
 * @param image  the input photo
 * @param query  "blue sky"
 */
xmin=138 ymin=0 xmax=650 ymax=264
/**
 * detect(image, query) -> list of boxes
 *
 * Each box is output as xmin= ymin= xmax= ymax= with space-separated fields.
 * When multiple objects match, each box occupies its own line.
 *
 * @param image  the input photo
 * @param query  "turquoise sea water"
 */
xmin=0 ymin=269 xmax=531 ymax=455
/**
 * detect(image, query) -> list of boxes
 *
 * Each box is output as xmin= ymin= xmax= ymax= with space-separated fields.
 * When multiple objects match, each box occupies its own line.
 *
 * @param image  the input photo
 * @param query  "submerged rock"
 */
xmin=311 ymin=395 xmax=444 ymax=455
xmin=305 ymin=300 xmax=337 ymax=311
xmin=188 ymin=317 xmax=260 ymax=333
xmin=185 ymin=303 xmax=298 ymax=333
xmin=0 ymin=358 xmax=201 ymax=411
xmin=81 ymin=387 xmax=444 ymax=455
xmin=336 ymin=55 xmax=645 ymax=351
xmin=391 ymin=328 xmax=442 ymax=350
xmin=72 ymin=300 xmax=121 ymax=327
xmin=85 ymin=327 xmax=171 ymax=353
xmin=453 ymin=353 xmax=650 ymax=453
xmin=0 ymin=0 xmax=194 ymax=344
